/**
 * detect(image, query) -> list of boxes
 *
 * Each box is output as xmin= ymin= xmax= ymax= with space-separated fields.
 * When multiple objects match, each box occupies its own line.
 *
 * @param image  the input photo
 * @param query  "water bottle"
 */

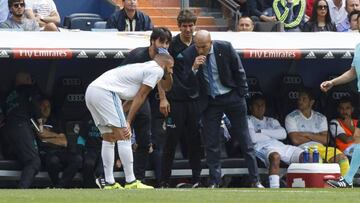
xmin=312 ymin=146 xmax=320 ymax=163
xmin=303 ymin=146 xmax=310 ymax=163
xmin=166 ymin=116 xmax=176 ymax=129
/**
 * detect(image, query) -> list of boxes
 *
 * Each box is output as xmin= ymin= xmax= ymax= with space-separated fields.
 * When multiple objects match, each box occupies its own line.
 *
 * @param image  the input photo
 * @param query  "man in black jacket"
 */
xmin=3 ymin=72 xmax=42 ymax=188
xmin=160 ymin=9 xmax=203 ymax=188
xmin=106 ymin=0 xmax=153 ymax=31
xmin=120 ymin=27 xmax=173 ymax=182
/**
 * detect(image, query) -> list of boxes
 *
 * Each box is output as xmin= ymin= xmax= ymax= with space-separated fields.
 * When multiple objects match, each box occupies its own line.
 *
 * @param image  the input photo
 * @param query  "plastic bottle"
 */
xmin=303 ymin=146 xmax=310 ymax=163
xmin=312 ymin=146 xmax=320 ymax=163
xmin=166 ymin=116 xmax=176 ymax=129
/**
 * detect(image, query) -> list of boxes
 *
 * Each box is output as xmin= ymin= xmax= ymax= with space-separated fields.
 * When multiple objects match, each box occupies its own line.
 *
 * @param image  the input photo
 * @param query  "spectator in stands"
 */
xmin=37 ymin=97 xmax=83 ymax=188
xmin=79 ymin=114 xmax=104 ymax=188
xmin=302 ymin=0 xmax=337 ymax=31
xmin=285 ymin=88 xmax=350 ymax=176
xmin=306 ymin=0 xmax=315 ymax=19
xmin=106 ymin=0 xmax=153 ymax=31
xmin=348 ymin=10 xmax=360 ymax=30
xmin=24 ymin=0 xmax=59 ymax=31
xmin=0 ymin=0 xmax=9 ymax=23
xmin=321 ymin=33 xmax=360 ymax=188
xmin=273 ymin=0 xmax=306 ymax=31
xmin=248 ymin=94 xmax=305 ymax=188
xmin=161 ymin=9 xmax=203 ymax=188
xmin=3 ymin=72 xmax=43 ymax=188
xmin=248 ymin=0 xmax=277 ymax=22
xmin=327 ymin=0 xmax=348 ymax=29
xmin=120 ymin=27 xmax=173 ymax=184
xmin=236 ymin=16 xmax=255 ymax=31
xmin=0 ymin=0 xmax=40 ymax=31
xmin=182 ymin=30 xmax=263 ymax=188
xmin=85 ymin=54 xmax=174 ymax=190
xmin=337 ymin=0 xmax=360 ymax=31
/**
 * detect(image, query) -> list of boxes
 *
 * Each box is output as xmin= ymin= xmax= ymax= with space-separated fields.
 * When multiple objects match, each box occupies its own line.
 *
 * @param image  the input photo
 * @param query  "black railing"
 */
xmin=217 ymin=0 xmax=242 ymax=30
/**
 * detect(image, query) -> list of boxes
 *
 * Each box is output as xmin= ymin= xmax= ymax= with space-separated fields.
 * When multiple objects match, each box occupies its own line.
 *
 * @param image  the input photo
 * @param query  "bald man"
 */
xmin=182 ymin=30 xmax=263 ymax=188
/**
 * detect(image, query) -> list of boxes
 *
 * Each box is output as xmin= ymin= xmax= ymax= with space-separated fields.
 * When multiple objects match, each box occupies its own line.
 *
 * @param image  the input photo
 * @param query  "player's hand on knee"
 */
xmin=102 ymin=133 xmax=117 ymax=142
xmin=114 ymin=127 xmax=131 ymax=140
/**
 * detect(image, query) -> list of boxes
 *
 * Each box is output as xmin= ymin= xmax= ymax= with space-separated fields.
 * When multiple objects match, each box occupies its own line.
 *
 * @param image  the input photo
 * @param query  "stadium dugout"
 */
xmin=0 ymin=31 xmax=359 ymax=186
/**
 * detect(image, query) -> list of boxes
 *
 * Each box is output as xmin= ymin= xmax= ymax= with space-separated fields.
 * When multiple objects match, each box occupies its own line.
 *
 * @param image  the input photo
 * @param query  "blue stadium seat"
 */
xmin=91 ymin=21 xmax=118 ymax=32
xmin=94 ymin=21 xmax=106 ymax=29
xmin=63 ymin=13 xmax=103 ymax=31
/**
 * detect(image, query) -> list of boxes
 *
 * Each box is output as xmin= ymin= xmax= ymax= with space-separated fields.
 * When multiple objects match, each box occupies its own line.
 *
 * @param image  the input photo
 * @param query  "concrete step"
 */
xmin=138 ymin=0 xmax=179 ymax=7
xmin=139 ymin=7 xmax=202 ymax=16
xmin=151 ymin=16 xmax=216 ymax=26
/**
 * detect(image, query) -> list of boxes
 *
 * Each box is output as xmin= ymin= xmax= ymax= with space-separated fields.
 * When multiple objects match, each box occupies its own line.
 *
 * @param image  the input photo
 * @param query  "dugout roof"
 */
xmin=0 ymin=31 xmax=358 ymax=60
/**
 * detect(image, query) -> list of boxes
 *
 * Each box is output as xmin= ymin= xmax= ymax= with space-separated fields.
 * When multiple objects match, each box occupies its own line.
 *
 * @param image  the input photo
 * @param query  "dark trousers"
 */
xmin=44 ymin=150 xmax=83 ymax=188
xmin=133 ymin=99 xmax=151 ymax=181
xmin=82 ymin=149 xmax=103 ymax=188
xmin=202 ymin=91 xmax=259 ymax=184
xmin=161 ymin=100 xmax=202 ymax=183
xmin=149 ymin=117 xmax=166 ymax=184
xmin=6 ymin=122 xmax=41 ymax=188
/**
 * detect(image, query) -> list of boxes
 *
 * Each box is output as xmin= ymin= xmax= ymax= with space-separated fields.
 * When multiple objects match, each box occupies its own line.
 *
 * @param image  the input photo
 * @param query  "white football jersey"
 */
xmin=285 ymin=109 xmax=328 ymax=148
xmin=248 ymin=115 xmax=287 ymax=149
xmin=89 ymin=61 xmax=164 ymax=100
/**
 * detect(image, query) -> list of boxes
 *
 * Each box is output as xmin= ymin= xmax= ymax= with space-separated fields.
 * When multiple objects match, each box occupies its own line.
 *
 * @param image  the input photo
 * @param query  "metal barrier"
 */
xmin=217 ymin=0 xmax=242 ymax=30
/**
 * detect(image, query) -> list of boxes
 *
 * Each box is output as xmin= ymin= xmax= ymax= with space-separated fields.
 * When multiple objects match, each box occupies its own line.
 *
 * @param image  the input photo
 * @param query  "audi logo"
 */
xmin=288 ymin=91 xmax=299 ymax=99
xmin=62 ymin=78 xmax=81 ymax=86
xmin=332 ymin=92 xmax=350 ymax=100
xmin=247 ymin=78 xmax=258 ymax=86
xmin=283 ymin=76 xmax=302 ymax=84
xmin=67 ymin=94 xmax=85 ymax=102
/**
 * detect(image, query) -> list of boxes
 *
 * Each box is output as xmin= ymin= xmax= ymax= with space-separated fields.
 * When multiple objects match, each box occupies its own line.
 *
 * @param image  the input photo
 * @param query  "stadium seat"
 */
xmin=254 ymin=21 xmax=284 ymax=32
xmin=276 ymin=74 xmax=304 ymax=123
xmin=320 ymin=75 xmax=358 ymax=120
xmin=63 ymin=13 xmax=103 ymax=31
xmin=94 ymin=21 xmax=107 ymax=29
xmin=246 ymin=76 xmax=263 ymax=98
xmin=246 ymin=76 xmax=277 ymax=118
xmin=52 ymin=76 xmax=87 ymax=123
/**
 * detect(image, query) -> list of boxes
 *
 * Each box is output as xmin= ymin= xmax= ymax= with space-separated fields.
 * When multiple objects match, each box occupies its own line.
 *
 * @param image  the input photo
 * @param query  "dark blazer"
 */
xmin=106 ymin=9 xmax=153 ymax=31
xmin=302 ymin=21 xmax=337 ymax=32
xmin=182 ymin=40 xmax=248 ymax=110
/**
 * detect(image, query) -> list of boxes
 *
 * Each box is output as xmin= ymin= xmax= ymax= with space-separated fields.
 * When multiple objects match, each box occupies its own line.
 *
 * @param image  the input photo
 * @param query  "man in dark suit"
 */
xmin=182 ymin=30 xmax=263 ymax=188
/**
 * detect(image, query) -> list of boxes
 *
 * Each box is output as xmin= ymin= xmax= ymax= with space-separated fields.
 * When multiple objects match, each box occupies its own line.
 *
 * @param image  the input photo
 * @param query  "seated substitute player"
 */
xmin=285 ymin=88 xmax=350 ymax=176
xmin=85 ymin=54 xmax=174 ymax=189
xmin=248 ymin=94 xmax=305 ymax=188
xmin=329 ymin=96 xmax=359 ymax=157
xmin=327 ymin=96 xmax=360 ymax=188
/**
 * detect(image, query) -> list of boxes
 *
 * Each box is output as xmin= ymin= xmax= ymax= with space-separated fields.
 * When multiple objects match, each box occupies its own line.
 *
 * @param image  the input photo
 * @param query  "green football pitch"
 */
xmin=0 ymin=188 xmax=358 ymax=203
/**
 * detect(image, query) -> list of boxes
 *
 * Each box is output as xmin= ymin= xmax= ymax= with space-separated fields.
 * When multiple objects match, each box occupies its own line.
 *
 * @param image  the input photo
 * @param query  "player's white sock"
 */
xmin=102 ymin=140 xmax=115 ymax=184
xmin=117 ymin=140 xmax=136 ymax=183
xmin=269 ymin=174 xmax=280 ymax=188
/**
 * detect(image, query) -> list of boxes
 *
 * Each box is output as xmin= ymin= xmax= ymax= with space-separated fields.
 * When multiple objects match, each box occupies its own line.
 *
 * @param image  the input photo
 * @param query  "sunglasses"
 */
xmin=317 ymin=5 xmax=328 ymax=10
xmin=12 ymin=3 xmax=25 ymax=8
